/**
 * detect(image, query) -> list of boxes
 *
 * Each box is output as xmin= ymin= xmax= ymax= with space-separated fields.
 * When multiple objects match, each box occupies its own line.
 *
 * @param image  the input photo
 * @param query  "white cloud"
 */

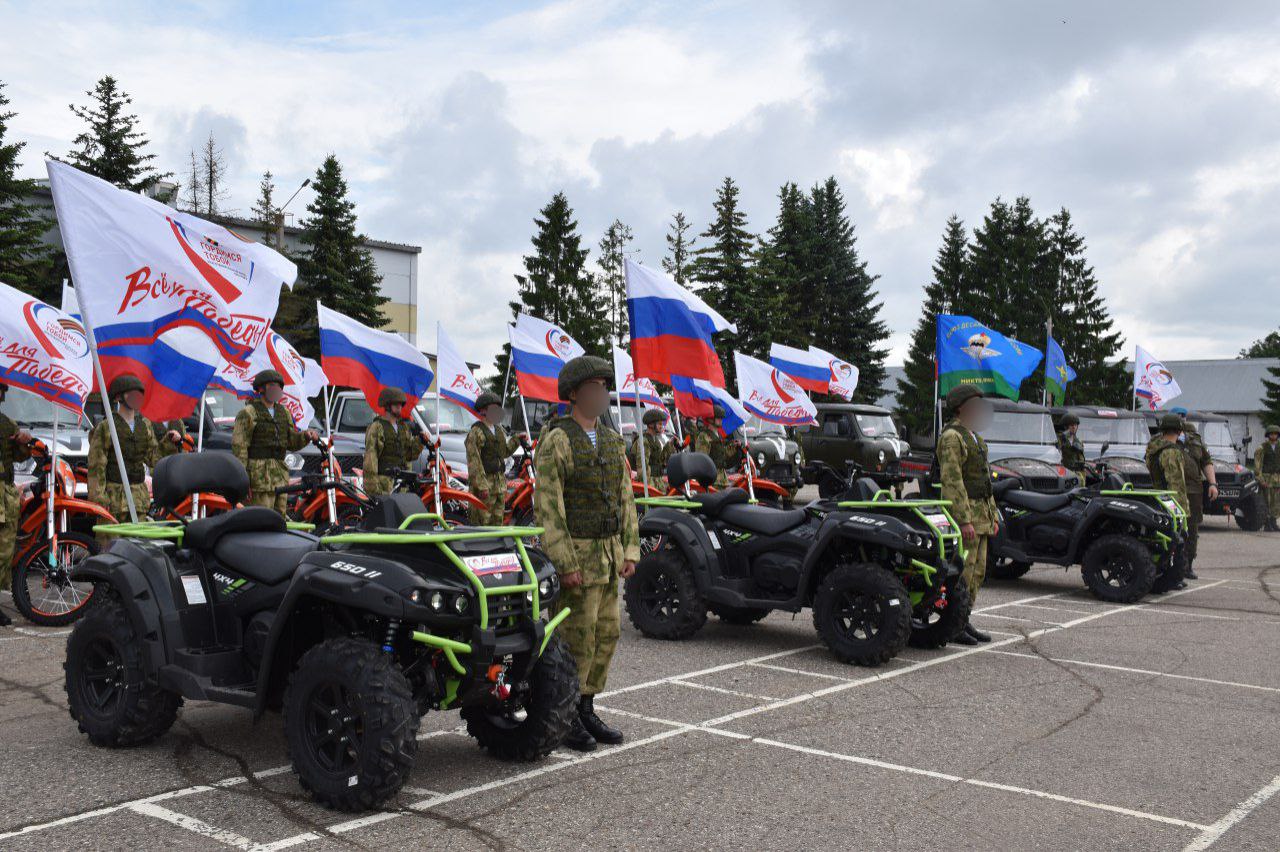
xmin=839 ymin=145 xmax=930 ymax=230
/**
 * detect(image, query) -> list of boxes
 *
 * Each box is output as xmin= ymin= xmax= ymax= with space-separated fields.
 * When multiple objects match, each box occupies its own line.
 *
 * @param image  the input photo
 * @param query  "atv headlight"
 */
xmin=453 ymin=594 xmax=469 ymax=614
xmin=285 ymin=452 xmax=303 ymax=471
xmin=539 ymin=578 xmax=552 ymax=596
xmin=430 ymin=591 xmax=444 ymax=611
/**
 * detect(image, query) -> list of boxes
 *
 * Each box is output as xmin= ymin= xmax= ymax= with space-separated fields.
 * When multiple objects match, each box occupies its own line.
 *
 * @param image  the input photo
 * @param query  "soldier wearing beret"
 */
xmin=231 ymin=370 xmax=318 ymax=514
xmin=465 ymin=391 xmax=523 ymax=525
xmin=363 ymin=387 xmax=424 ymax=497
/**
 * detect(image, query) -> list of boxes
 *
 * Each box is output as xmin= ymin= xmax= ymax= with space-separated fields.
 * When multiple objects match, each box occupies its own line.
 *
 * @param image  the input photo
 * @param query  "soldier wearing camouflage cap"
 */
xmin=464 ymin=391 xmax=524 ymax=525
xmin=231 ymin=370 xmax=318 ymax=514
xmin=628 ymin=407 xmax=673 ymax=487
xmin=87 ymin=375 xmax=174 ymax=545
xmin=1254 ymin=424 xmax=1280 ymax=532
xmin=937 ymin=384 xmax=999 ymax=645
xmin=0 ymin=382 xmax=35 ymax=625
xmin=694 ymin=404 xmax=732 ymax=488
xmin=363 ymin=387 xmax=425 ymax=497
xmin=535 ymin=355 xmax=639 ymax=752
xmin=1056 ymin=412 xmax=1086 ymax=484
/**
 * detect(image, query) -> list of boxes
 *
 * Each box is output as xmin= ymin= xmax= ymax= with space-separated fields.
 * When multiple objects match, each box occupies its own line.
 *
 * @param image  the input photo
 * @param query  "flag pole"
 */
xmin=432 ymin=323 xmax=444 ymax=520
xmin=322 ymin=385 xmax=338 ymax=524
xmin=46 ymin=404 xmax=58 ymax=566
xmin=500 ymin=336 xmax=513 ymax=405
xmin=1042 ymin=317 xmax=1052 ymax=407
xmin=518 ymin=391 xmax=535 ymax=509
xmin=633 ymin=403 xmax=649 ymax=494
xmin=71 ymin=281 xmax=138 ymax=523
xmin=192 ymin=394 xmax=205 ymax=518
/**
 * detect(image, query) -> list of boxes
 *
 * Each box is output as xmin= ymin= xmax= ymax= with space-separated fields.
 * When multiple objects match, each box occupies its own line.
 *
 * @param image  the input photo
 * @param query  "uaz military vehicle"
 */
xmin=625 ymin=453 xmax=971 ymax=667
xmin=799 ymin=403 xmax=909 ymax=488
xmin=741 ymin=414 xmax=803 ymax=498
xmin=63 ymin=452 xmax=576 ymax=811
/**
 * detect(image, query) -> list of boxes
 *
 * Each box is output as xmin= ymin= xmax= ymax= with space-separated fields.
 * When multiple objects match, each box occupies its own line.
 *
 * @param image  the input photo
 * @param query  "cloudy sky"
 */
xmin=5 ymin=0 xmax=1279 ymax=380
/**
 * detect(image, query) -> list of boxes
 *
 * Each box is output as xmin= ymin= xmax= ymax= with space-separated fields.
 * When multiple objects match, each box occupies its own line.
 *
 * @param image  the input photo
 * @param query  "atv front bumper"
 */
xmin=412 ymin=608 xmax=570 ymax=675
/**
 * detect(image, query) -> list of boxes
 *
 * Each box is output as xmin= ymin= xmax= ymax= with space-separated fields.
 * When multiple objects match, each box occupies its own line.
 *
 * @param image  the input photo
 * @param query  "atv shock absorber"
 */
xmin=382 ymin=618 xmax=401 ymax=654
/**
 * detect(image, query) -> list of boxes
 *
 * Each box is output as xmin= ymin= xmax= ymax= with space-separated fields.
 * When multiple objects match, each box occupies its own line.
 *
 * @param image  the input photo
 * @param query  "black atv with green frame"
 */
xmin=626 ymin=453 xmax=972 ymax=667
xmin=62 ymin=452 xmax=576 ymax=811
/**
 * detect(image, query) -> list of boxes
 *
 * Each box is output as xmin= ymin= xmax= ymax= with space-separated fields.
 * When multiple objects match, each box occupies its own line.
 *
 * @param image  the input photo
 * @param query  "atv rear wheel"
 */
xmin=987 ymin=553 xmax=1033 ymax=581
xmin=1150 ymin=543 xmax=1188 ymax=594
xmin=623 ymin=550 xmax=707 ymax=639
xmin=284 ymin=638 xmax=418 ymax=811
xmin=908 ymin=575 xmax=972 ymax=648
xmin=812 ymin=563 xmax=911 ymax=666
xmin=1234 ymin=494 xmax=1264 ymax=531
xmin=1080 ymin=534 xmax=1157 ymax=603
xmin=14 ymin=532 xmax=97 ymax=626
xmin=708 ymin=603 xmax=770 ymax=625
xmin=64 ymin=594 xmax=181 ymax=747
xmin=463 ymin=634 xmax=578 ymax=761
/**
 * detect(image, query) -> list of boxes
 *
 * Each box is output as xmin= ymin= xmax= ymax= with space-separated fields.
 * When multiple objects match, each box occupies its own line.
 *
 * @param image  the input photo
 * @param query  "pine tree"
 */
xmin=0 ymin=81 xmax=53 ymax=300
xmin=751 ymin=182 xmax=815 ymax=355
xmin=662 ymin=211 xmax=696 ymax=284
xmin=895 ymin=215 xmax=967 ymax=437
xmin=287 ymin=155 xmax=388 ymax=357
xmin=597 ymin=219 xmax=633 ymax=346
xmin=199 ymin=133 xmax=228 ymax=215
xmin=691 ymin=177 xmax=755 ymax=382
xmin=251 ymin=171 xmax=278 ymax=247
xmin=181 ymin=150 xmax=204 ymax=213
xmin=63 ymin=76 xmax=171 ymax=195
xmin=1242 ymin=332 xmax=1280 ymax=358
xmin=808 ymin=177 xmax=889 ymax=403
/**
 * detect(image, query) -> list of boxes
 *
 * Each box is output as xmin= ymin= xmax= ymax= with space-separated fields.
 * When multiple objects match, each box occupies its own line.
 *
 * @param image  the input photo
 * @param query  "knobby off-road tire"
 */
xmin=283 ymin=637 xmax=418 ymax=811
xmin=623 ymin=549 xmax=708 ymax=640
xmin=1080 ymin=534 xmax=1157 ymax=603
xmin=812 ymin=562 xmax=911 ymax=666
xmin=64 ymin=594 xmax=181 ymax=747
xmin=463 ymin=634 xmax=578 ymax=761
xmin=987 ymin=552 xmax=1033 ymax=581
xmin=908 ymin=574 xmax=972 ymax=649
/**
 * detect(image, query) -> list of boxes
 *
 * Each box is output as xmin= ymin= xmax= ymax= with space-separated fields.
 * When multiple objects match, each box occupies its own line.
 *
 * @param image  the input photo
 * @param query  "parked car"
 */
xmin=1051 ymin=405 xmax=1150 ymax=460
xmin=798 ymin=403 xmax=909 ymax=487
xmin=740 ymin=415 xmax=803 ymax=495
xmin=11 ymin=388 xmax=92 ymax=494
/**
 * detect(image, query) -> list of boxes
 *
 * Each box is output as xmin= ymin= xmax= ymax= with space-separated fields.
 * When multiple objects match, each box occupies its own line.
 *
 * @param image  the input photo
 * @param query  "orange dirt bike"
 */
xmin=412 ymin=440 xmax=489 ymax=525
xmin=11 ymin=441 xmax=116 ymax=626
xmin=501 ymin=442 xmax=540 ymax=527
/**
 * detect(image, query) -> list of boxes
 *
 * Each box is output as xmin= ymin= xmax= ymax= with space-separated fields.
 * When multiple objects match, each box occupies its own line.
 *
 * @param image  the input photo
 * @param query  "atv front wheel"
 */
xmin=462 ymin=634 xmax=579 ymax=761
xmin=987 ymin=553 xmax=1033 ymax=581
xmin=708 ymin=603 xmax=770 ymax=625
xmin=14 ymin=532 xmax=97 ymax=626
xmin=623 ymin=550 xmax=707 ymax=639
xmin=812 ymin=563 xmax=911 ymax=666
xmin=284 ymin=638 xmax=418 ymax=811
xmin=64 ymin=593 xmax=181 ymax=746
xmin=908 ymin=575 xmax=972 ymax=648
xmin=1080 ymin=534 xmax=1157 ymax=603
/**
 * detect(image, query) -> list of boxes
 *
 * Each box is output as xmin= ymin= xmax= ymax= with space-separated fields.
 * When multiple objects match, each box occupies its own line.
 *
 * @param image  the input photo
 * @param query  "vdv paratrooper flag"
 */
xmin=0 ymin=280 xmax=93 ymax=412
xmin=47 ymin=160 xmax=296 ymax=421
xmin=936 ymin=315 xmax=1043 ymax=401
xmin=1045 ymin=335 xmax=1077 ymax=406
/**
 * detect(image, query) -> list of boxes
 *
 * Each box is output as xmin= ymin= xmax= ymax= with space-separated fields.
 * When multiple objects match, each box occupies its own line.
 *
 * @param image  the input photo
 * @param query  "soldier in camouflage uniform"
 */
xmin=937 ymin=384 xmax=999 ymax=646
xmin=535 ymin=356 xmax=639 ymax=752
xmin=154 ymin=415 xmax=189 ymax=458
xmin=87 ymin=376 xmax=173 ymax=544
xmin=1056 ymin=412 xmax=1087 ymax=484
xmin=232 ymin=370 xmax=318 ymax=514
xmin=1254 ymin=425 xmax=1280 ymax=531
xmin=0 ymin=383 xmax=35 ymax=626
xmin=694 ymin=406 xmax=731 ymax=488
xmin=628 ymin=407 xmax=672 ymax=487
xmin=1146 ymin=414 xmax=1190 ymax=590
xmin=363 ymin=387 xmax=424 ymax=497
xmin=466 ymin=392 xmax=523 ymax=525
xmin=1146 ymin=412 xmax=1211 ymax=579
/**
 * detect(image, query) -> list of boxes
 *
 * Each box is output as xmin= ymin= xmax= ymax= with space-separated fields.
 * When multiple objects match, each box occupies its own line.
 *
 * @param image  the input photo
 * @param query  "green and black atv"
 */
xmin=626 ymin=454 xmax=972 ymax=666
xmin=63 ymin=452 xmax=576 ymax=811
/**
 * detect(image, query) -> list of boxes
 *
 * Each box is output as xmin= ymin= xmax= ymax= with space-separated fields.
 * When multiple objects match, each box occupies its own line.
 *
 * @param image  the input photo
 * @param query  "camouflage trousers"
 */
xmin=556 ymin=572 xmax=620 ymax=696
xmin=962 ymin=534 xmax=989 ymax=607
xmin=469 ymin=473 xmax=506 ymax=526
xmin=363 ymin=475 xmax=394 ymax=497
xmin=0 ymin=483 xmax=20 ymax=591
xmin=1186 ymin=491 xmax=1203 ymax=564
xmin=94 ymin=482 xmax=150 ymax=548
xmin=1260 ymin=474 xmax=1280 ymax=520
xmin=246 ymin=459 xmax=291 ymax=515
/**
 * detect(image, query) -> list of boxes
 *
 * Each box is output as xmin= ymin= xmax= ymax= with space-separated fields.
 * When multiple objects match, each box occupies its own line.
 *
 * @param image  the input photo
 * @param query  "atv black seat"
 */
xmin=718 ymin=503 xmax=808 ymax=535
xmin=667 ymin=452 xmax=717 ymax=490
xmin=185 ymin=507 xmax=287 ymax=551
xmin=360 ymin=494 xmax=434 ymax=531
xmin=1002 ymin=489 xmax=1074 ymax=512
xmin=691 ymin=488 xmax=749 ymax=517
xmin=1102 ymin=472 xmax=1127 ymax=491
xmin=152 ymin=451 xmax=249 ymax=509
xmin=212 ymin=530 xmax=320 ymax=585
xmin=847 ymin=477 xmax=880 ymax=502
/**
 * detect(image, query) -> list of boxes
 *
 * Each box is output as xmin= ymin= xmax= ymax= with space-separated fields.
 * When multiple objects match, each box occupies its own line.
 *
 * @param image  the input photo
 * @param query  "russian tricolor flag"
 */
xmin=671 ymin=374 xmax=747 ymax=437
xmin=612 ymin=346 xmax=664 ymax=408
xmin=319 ymin=303 xmax=433 ymax=417
xmin=509 ymin=313 xmax=584 ymax=403
xmin=768 ymin=343 xmax=829 ymax=395
xmin=626 ymin=259 xmax=734 ymax=387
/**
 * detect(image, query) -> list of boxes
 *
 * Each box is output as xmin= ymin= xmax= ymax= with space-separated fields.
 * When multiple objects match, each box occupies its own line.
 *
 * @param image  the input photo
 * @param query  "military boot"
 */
xmin=579 ymin=695 xmax=624 ymax=744
xmin=0 ymin=608 xmax=10 ymax=627
xmin=1267 ymin=518 xmax=1279 ymax=532
xmin=563 ymin=713 xmax=597 ymax=752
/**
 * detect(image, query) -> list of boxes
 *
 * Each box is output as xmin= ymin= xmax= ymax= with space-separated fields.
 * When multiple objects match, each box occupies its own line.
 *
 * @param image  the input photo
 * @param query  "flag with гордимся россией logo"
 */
xmin=936 ymin=314 xmax=1043 ymax=401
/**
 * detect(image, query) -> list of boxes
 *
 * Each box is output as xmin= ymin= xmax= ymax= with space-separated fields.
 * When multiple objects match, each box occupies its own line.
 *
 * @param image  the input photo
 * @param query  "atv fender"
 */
xmin=637 ymin=507 xmax=722 ymax=594
xmin=71 ymin=543 xmax=173 ymax=675
xmin=1069 ymin=500 xmax=1161 ymax=563
xmin=798 ymin=515 xmax=911 ymax=603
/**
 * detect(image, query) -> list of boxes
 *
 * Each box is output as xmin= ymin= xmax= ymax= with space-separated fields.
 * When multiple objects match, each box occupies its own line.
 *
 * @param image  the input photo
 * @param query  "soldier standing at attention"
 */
xmin=1056 ymin=412 xmax=1087 ymax=484
xmin=363 ymin=388 xmax=422 ymax=497
xmin=0 ymin=383 xmax=34 ymax=626
xmin=694 ymin=405 xmax=730 ymax=488
xmin=1147 ymin=414 xmax=1190 ymax=588
xmin=465 ymin=392 xmax=524 ymax=526
xmin=1255 ymin=425 xmax=1280 ymax=531
xmin=88 ymin=376 xmax=172 ymax=542
xmin=937 ymin=384 xmax=999 ymax=646
xmin=628 ymin=408 xmax=672 ymax=487
xmin=232 ymin=370 xmax=318 ymax=513
xmin=535 ymin=356 xmax=639 ymax=752
xmin=1179 ymin=417 xmax=1215 ymax=579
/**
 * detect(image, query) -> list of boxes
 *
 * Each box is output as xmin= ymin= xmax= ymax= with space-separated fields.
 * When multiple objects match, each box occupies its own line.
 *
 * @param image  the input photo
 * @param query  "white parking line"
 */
xmin=129 ymin=802 xmax=258 ymax=849
xmin=600 ymin=644 xmax=823 ymax=698
xmin=981 ymin=649 xmax=1280 ymax=695
xmin=748 ymin=662 xmax=856 ymax=683
xmin=974 ymin=612 xmax=1066 ymax=626
xmin=1182 ymin=773 xmax=1280 ymax=851
xmin=1014 ymin=603 xmax=1099 ymax=616
xmin=670 ymin=679 xmax=777 ymax=702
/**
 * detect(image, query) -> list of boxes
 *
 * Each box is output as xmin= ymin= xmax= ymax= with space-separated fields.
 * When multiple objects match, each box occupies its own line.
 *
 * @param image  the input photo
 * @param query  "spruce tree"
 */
xmin=0 ymin=81 xmax=53 ymax=300
xmin=808 ymin=177 xmax=889 ymax=403
xmin=662 ymin=211 xmax=696 ymax=284
xmin=752 ymin=182 xmax=815 ymax=354
xmin=199 ymin=133 xmax=228 ymax=216
xmin=63 ymin=76 xmax=171 ymax=195
xmin=251 ymin=171 xmax=277 ymax=246
xmin=691 ymin=177 xmax=755 ymax=383
xmin=596 ymin=218 xmax=633 ymax=346
xmin=181 ymin=150 xmax=204 ymax=213
xmin=896 ymin=215 xmax=967 ymax=437
xmin=288 ymin=155 xmax=388 ymax=357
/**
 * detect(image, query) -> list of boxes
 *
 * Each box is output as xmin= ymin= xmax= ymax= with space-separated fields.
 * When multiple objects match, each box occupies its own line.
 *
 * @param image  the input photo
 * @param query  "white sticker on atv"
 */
xmin=181 ymin=575 xmax=206 ymax=605
xmin=707 ymin=531 xmax=721 ymax=550
xmin=922 ymin=513 xmax=952 ymax=532
xmin=888 ymin=598 xmax=901 ymax=607
xmin=462 ymin=553 xmax=523 ymax=575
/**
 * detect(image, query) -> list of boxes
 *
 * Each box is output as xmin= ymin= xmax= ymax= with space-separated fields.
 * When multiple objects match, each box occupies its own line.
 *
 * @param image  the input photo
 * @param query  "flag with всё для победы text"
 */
xmin=46 ymin=159 xmax=295 ymax=422
xmin=509 ymin=313 xmax=584 ymax=403
xmin=935 ymin=314 xmax=1043 ymax=400
xmin=208 ymin=329 xmax=324 ymax=427
xmin=0 ymin=279 xmax=93 ymax=413
xmin=625 ymin=258 xmax=733 ymax=387
xmin=318 ymin=303 xmax=433 ymax=418
xmin=612 ymin=346 xmax=664 ymax=410
xmin=735 ymin=351 xmax=818 ymax=426
xmin=437 ymin=322 xmax=484 ymax=418
xmin=1133 ymin=344 xmax=1181 ymax=410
